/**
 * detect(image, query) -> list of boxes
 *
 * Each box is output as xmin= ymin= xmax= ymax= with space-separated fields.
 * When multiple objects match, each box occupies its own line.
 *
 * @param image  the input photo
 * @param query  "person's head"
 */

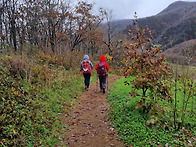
xmin=83 ymin=55 xmax=89 ymax=62
xmin=100 ymin=55 xmax=106 ymax=62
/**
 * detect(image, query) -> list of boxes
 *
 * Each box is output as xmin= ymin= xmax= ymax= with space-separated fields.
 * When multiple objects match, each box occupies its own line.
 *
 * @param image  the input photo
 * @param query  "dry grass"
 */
xmin=169 ymin=63 xmax=196 ymax=80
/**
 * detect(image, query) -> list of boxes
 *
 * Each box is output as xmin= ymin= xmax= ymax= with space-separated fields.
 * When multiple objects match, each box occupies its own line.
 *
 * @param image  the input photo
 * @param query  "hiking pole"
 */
xmin=96 ymin=75 xmax=98 ymax=92
xmin=107 ymin=72 xmax=109 ymax=92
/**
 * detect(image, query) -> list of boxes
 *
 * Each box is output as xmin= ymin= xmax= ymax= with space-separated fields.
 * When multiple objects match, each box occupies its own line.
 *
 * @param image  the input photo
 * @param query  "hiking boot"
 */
xmin=103 ymin=88 xmax=105 ymax=94
xmin=85 ymin=86 xmax=88 ymax=90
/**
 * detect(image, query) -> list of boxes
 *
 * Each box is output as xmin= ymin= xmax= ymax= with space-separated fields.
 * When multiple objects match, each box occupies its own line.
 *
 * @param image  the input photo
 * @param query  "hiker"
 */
xmin=95 ymin=55 xmax=109 ymax=94
xmin=80 ymin=55 xmax=93 ymax=90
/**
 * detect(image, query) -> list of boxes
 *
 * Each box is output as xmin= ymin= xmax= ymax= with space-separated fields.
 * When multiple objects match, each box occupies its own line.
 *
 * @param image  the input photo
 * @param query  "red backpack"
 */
xmin=82 ymin=61 xmax=92 ymax=74
xmin=97 ymin=62 xmax=107 ymax=75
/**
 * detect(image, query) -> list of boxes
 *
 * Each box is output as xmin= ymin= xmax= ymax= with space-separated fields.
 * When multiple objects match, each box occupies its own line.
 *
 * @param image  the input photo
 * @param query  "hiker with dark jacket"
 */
xmin=80 ymin=55 xmax=93 ymax=90
xmin=95 ymin=55 xmax=109 ymax=94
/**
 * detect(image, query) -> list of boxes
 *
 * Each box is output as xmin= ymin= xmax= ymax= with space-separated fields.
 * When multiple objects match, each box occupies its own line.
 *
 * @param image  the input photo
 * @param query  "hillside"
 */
xmin=163 ymin=39 xmax=196 ymax=66
xmin=115 ymin=1 xmax=196 ymax=51
xmin=111 ymin=19 xmax=132 ymax=30
xmin=137 ymin=1 xmax=196 ymax=50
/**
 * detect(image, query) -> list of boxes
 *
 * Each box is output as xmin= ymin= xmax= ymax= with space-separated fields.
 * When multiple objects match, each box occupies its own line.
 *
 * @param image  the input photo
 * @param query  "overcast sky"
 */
xmin=76 ymin=0 xmax=196 ymax=20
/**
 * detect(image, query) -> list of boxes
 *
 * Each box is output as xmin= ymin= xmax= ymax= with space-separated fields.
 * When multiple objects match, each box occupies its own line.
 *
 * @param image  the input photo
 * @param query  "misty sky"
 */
xmin=77 ymin=0 xmax=196 ymax=20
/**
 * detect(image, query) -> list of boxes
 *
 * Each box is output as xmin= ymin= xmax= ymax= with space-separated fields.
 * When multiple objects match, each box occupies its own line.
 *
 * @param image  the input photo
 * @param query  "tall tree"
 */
xmin=7 ymin=0 xmax=18 ymax=52
xmin=102 ymin=10 xmax=114 ymax=55
xmin=69 ymin=1 xmax=104 ymax=53
xmin=0 ymin=0 xmax=5 ymax=51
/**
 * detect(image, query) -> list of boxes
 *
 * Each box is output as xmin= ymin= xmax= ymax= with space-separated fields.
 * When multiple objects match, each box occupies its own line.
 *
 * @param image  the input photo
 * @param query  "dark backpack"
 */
xmin=82 ymin=61 xmax=92 ymax=74
xmin=97 ymin=62 xmax=107 ymax=75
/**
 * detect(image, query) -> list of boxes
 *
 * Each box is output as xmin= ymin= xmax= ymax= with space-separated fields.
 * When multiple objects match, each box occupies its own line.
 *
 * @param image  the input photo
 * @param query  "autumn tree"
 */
xmin=102 ymin=10 xmax=119 ymax=55
xmin=68 ymin=1 xmax=104 ymax=53
xmin=43 ymin=0 xmax=69 ymax=53
xmin=84 ymin=8 xmax=106 ymax=55
xmin=123 ymin=14 xmax=171 ymax=113
xmin=0 ymin=0 xmax=106 ymax=55
xmin=0 ymin=0 xmax=19 ymax=52
xmin=101 ymin=9 xmax=125 ymax=67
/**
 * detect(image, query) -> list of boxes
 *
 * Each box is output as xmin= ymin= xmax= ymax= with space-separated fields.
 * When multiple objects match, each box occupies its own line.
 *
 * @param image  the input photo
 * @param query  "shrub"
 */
xmin=122 ymin=13 xmax=171 ymax=114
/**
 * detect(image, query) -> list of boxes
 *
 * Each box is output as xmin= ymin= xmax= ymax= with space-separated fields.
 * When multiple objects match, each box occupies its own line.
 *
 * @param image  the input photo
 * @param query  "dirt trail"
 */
xmin=64 ymin=76 xmax=124 ymax=147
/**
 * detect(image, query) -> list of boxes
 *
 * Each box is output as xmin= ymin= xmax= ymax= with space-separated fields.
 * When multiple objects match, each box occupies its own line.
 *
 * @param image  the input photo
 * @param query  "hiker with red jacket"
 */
xmin=80 ymin=55 xmax=93 ymax=90
xmin=95 ymin=55 xmax=109 ymax=94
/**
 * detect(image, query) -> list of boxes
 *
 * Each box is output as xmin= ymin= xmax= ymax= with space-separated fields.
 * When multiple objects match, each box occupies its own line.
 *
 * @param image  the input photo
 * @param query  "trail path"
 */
xmin=64 ymin=76 xmax=124 ymax=147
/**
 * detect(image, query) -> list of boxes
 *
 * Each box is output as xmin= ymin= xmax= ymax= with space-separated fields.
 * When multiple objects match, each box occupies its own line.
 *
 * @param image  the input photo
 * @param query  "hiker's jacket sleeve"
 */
xmin=80 ymin=62 xmax=83 ymax=71
xmin=105 ymin=62 xmax=109 ymax=71
xmin=89 ymin=61 xmax=93 ymax=69
xmin=95 ymin=63 xmax=99 ymax=70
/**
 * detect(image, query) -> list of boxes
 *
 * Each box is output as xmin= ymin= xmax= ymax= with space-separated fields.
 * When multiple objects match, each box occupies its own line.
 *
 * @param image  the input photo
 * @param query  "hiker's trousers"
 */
xmin=83 ymin=73 xmax=91 ymax=88
xmin=99 ymin=75 xmax=107 ymax=89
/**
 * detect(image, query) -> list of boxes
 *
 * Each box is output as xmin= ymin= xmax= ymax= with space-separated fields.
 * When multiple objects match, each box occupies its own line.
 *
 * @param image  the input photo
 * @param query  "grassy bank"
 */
xmin=108 ymin=77 xmax=196 ymax=146
xmin=0 ymin=52 xmax=97 ymax=146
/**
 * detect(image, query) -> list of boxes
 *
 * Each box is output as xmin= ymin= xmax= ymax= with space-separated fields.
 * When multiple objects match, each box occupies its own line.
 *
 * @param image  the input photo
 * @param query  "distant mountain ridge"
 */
xmin=135 ymin=1 xmax=196 ymax=50
xmin=158 ymin=1 xmax=195 ymax=15
xmin=112 ymin=1 xmax=196 ymax=51
xmin=110 ymin=19 xmax=132 ymax=30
